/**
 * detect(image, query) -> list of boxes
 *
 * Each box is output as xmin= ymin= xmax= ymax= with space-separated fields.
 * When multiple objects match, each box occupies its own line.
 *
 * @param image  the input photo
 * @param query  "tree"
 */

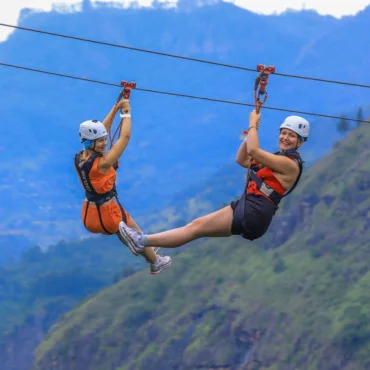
xmin=336 ymin=116 xmax=350 ymax=135
xmin=356 ymin=107 xmax=364 ymax=127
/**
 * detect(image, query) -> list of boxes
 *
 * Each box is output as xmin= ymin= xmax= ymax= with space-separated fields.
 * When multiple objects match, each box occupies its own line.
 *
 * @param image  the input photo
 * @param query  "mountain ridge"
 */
xmin=0 ymin=2 xmax=368 ymax=247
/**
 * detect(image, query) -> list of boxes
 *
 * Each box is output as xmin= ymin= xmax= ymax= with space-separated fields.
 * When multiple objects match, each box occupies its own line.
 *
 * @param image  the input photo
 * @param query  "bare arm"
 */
xmin=99 ymin=99 xmax=132 ymax=170
xmin=236 ymin=138 xmax=252 ymax=168
xmin=246 ymin=111 xmax=298 ymax=176
xmin=102 ymin=103 xmax=119 ymax=131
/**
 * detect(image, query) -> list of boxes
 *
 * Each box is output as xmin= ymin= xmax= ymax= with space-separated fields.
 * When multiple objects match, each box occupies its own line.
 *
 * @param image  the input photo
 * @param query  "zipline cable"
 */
xmin=1 ymin=23 xmax=369 ymax=89
xmin=0 ymin=61 xmax=368 ymax=123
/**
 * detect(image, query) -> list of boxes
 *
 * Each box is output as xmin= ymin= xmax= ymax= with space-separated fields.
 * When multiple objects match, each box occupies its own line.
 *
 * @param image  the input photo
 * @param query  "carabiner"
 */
xmin=254 ymin=64 xmax=275 ymax=113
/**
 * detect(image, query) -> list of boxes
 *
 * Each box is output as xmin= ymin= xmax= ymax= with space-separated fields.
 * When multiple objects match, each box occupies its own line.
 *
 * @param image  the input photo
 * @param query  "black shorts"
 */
xmin=230 ymin=192 xmax=277 ymax=241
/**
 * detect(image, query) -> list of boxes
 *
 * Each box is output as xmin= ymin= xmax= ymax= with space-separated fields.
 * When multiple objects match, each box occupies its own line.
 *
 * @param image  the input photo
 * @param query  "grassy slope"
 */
xmin=0 ymin=236 xmax=147 ymax=339
xmin=33 ymin=122 xmax=370 ymax=370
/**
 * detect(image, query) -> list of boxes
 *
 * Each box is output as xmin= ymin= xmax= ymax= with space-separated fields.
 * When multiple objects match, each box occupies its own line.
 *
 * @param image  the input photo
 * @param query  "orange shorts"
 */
xmin=82 ymin=199 xmax=131 ymax=235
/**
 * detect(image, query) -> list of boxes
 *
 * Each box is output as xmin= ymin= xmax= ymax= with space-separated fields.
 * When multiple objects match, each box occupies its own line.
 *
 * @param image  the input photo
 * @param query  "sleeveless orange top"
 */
xmin=88 ymin=157 xmax=116 ymax=194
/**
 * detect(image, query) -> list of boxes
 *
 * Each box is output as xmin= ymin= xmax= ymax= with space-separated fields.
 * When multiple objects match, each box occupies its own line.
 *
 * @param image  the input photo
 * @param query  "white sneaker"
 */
xmin=150 ymin=256 xmax=172 ymax=275
xmin=118 ymin=221 xmax=145 ymax=256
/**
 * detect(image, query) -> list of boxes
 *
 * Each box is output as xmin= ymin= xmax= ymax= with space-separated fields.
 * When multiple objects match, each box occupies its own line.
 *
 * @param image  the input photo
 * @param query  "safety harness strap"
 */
xmin=246 ymin=150 xmax=303 ymax=206
xmin=74 ymin=151 xmax=100 ymax=195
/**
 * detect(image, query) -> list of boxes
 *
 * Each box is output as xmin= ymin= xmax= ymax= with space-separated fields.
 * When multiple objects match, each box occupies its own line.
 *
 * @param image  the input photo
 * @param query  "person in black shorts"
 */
xmin=117 ymin=109 xmax=310 ymax=254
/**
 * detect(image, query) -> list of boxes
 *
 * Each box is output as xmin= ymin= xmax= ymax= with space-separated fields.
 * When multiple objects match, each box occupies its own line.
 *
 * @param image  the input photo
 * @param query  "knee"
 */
xmin=186 ymin=217 xmax=205 ymax=237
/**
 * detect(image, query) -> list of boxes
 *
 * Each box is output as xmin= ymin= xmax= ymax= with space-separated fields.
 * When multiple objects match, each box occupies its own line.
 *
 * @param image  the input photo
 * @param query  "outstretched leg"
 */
xmin=148 ymin=206 xmax=233 ymax=248
xmin=119 ymin=206 xmax=233 ymax=252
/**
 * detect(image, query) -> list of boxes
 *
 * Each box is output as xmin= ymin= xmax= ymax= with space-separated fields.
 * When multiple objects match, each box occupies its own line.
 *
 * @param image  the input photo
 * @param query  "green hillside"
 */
xmin=32 ymin=123 xmax=370 ymax=370
xmin=0 ymin=236 xmax=146 ymax=340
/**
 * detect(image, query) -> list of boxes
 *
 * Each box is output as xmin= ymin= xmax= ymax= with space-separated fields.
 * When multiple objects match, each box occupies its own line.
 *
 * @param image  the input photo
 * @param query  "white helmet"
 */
xmin=79 ymin=119 xmax=108 ymax=142
xmin=280 ymin=116 xmax=310 ymax=141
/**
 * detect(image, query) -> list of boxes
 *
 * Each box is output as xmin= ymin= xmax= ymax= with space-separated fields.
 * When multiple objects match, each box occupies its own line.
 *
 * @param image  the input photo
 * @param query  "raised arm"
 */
xmin=99 ymin=99 xmax=132 ymax=170
xmin=246 ymin=110 xmax=298 ymax=176
xmin=102 ymin=103 xmax=120 ymax=132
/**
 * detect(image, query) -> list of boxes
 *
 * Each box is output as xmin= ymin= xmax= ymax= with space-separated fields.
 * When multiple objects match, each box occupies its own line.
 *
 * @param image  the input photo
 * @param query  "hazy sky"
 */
xmin=0 ymin=0 xmax=369 ymax=41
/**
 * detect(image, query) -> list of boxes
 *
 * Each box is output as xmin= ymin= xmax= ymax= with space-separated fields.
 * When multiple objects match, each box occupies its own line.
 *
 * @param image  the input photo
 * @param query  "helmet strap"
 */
xmin=91 ymin=140 xmax=101 ymax=154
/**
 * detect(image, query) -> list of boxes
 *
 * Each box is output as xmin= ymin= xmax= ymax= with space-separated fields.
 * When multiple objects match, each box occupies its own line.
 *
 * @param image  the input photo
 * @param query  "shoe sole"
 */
xmin=150 ymin=259 xmax=172 ymax=275
xmin=119 ymin=223 xmax=142 ymax=256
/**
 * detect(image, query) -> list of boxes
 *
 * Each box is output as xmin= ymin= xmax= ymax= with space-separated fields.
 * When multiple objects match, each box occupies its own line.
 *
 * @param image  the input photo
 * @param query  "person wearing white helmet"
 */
xmin=116 ymin=108 xmax=309 ymax=256
xmin=74 ymin=98 xmax=172 ymax=275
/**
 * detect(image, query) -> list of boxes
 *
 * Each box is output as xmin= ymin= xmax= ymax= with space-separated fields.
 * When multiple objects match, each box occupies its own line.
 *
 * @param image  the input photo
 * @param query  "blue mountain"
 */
xmin=0 ymin=1 xmax=368 ymax=246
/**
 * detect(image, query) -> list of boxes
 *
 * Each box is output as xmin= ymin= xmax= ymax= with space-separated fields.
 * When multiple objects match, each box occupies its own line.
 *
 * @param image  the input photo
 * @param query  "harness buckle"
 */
xmin=259 ymin=182 xmax=274 ymax=197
